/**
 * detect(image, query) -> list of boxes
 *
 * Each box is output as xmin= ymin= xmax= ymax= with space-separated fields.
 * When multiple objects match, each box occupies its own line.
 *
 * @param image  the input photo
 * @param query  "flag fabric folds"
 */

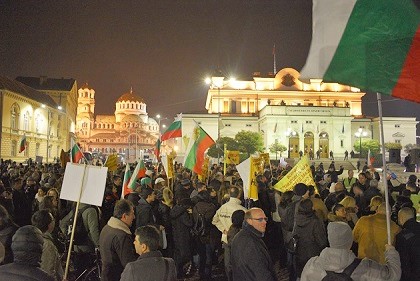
xmin=273 ymin=156 xmax=315 ymax=193
xmin=19 ymin=135 xmax=27 ymax=153
xmin=127 ymin=160 xmax=146 ymax=189
xmin=104 ymin=154 xmax=118 ymax=172
xmin=71 ymin=144 xmax=83 ymax=163
xmin=161 ymin=115 xmax=182 ymax=142
xmin=301 ymin=0 xmax=420 ymax=103
xmin=154 ymin=139 xmax=161 ymax=160
xmin=183 ymin=124 xmax=215 ymax=175
xmin=236 ymin=157 xmax=258 ymax=200
xmin=121 ymin=164 xmax=132 ymax=199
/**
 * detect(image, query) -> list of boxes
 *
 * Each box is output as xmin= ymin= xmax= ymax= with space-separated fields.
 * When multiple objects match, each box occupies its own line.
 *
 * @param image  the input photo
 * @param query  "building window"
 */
xmin=11 ymin=140 xmax=16 ymax=157
xmin=11 ymin=104 xmax=19 ymax=130
xmin=340 ymin=140 xmax=344 ymax=147
xmin=395 ymin=139 xmax=401 ymax=144
xmin=36 ymin=143 xmax=40 ymax=156
xmin=249 ymin=101 xmax=255 ymax=113
xmin=241 ymin=101 xmax=247 ymax=113
xmin=306 ymin=121 xmax=312 ymax=124
xmin=225 ymin=124 xmax=231 ymax=127
xmin=291 ymin=121 xmax=297 ymax=124
xmin=320 ymin=121 xmax=327 ymax=124
xmin=23 ymin=111 xmax=30 ymax=131
xmin=395 ymin=124 xmax=400 ymax=128
xmin=246 ymin=124 xmax=252 ymax=127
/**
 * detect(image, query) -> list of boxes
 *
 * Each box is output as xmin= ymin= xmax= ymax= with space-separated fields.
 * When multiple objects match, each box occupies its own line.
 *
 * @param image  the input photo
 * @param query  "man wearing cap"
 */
xmin=230 ymin=208 xmax=276 ymax=281
xmin=0 ymin=225 xmax=54 ymax=281
xmin=301 ymin=221 xmax=401 ymax=281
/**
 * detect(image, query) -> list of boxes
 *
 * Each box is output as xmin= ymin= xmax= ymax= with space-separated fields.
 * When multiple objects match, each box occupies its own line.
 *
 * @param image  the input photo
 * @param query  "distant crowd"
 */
xmin=0 ymin=158 xmax=419 ymax=281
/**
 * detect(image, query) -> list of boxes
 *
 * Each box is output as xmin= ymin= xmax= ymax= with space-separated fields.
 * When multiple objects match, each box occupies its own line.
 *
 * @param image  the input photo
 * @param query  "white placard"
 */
xmin=60 ymin=163 xmax=108 ymax=206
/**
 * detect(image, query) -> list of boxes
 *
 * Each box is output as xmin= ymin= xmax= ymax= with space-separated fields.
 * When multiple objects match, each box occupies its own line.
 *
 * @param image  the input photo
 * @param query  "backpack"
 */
xmin=69 ymin=205 xmax=97 ymax=245
xmin=191 ymin=211 xmax=209 ymax=238
xmin=322 ymin=258 xmax=361 ymax=281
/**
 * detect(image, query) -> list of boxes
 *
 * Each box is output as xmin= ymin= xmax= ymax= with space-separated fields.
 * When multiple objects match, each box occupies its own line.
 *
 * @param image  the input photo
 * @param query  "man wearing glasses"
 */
xmin=230 ymin=208 xmax=276 ymax=281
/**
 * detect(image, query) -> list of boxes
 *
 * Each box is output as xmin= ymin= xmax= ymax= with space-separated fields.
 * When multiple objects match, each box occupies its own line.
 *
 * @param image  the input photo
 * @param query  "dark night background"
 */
xmin=0 ymin=0 xmax=419 ymax=132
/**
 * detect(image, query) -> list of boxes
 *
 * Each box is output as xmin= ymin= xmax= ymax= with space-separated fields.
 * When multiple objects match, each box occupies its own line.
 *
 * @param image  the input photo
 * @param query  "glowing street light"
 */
xmin=354 ymin=128 xmax=368 ymax=158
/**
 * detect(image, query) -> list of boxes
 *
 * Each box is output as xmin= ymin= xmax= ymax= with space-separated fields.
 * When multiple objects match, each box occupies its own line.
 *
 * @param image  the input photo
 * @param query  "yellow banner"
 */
xmin=225 ymin=150 xmax=240 ymax=164
xmin=260 ymin=153 xmax=270 ymax=168
xmin=273 ymin=156 xmax=315 ymax=193
xmin=249 ymin=157 xmax=260 ymax=199
xmin=198 ymin=156 xmax=210 ymax=182
xmin=104 ymin=154 xmax=118 ymax=172
xmin=167 ymin=155 xmax=175 ymax=178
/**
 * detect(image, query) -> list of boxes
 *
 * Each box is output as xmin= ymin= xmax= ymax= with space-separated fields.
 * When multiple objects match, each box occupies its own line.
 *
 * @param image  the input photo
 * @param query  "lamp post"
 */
xmin=354 ymin=128 xmax=367 ymax=158
xmin=205 ymin=75 xmax=235 ymax=163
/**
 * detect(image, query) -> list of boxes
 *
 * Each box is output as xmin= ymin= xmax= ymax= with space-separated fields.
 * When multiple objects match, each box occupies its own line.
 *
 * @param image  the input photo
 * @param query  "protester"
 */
xmin=99 ymin=199 xmax=137 ymax=281
xmin=301 ymin=222 xmax=401 ymax=281
xmin=230 ymin=207 xmax=276 ymax=281
xmin=225 ymin=210 xmax=245 ymax=281
xmin=0 ymin=205 xmax=18 ymax=264
xmin=120 ymin=225 xmax=176 ymax=281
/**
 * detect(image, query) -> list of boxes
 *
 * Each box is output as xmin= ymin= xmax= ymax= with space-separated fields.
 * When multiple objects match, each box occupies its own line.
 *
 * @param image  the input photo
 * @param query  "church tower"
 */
xmin=76 ymin=83 xmax=95 ymax=138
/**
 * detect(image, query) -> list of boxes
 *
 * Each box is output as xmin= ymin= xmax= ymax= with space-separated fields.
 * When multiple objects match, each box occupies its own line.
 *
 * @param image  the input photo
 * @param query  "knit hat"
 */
xmin=327 ymin=222 xmax=353 ymax=250
xmin=11 ymin=225 xmax=44 ymax=264
xmin=294 ymin=183 xmax=308 ymax=196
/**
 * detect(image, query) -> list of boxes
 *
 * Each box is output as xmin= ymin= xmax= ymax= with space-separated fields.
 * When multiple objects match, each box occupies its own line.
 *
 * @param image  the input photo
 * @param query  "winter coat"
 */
xmin=40 ymin=232 xmax=63 ymax=281
xmin=230 ymin=222 xmax=276 ymax=281
xmin=125 ymin=192 xmax=141 ymax=207
xmin=120 ymin=251 xmax=177 ymax=281
xmin=0 ymin=222 xmax=18 ymax=264
xmin=353 ymin=213 xmax=400 ymax=264
xmin=99 ymin=217 xmax=137 ymax=281
xmin=0 ymin=263 xmax=54 ymax=281
xmin=395 ymin=218 xmax=420 ymax=281
xmin=170 ymin=204 xmax=193 ymax=265
xmin=294 ymin=211 xmax=328 ymax=277
xmin=364 ymin=187 xmax=382 ymax=207
xmin=192 ymin=191 xmax=218 ymax=245
xmin=135 ymin=198 xmax=157 ymax=229
xmin=212 ymin=197 xmax=247 ymax=244
xmin=301 ymin=246 xmax=401 ymax=281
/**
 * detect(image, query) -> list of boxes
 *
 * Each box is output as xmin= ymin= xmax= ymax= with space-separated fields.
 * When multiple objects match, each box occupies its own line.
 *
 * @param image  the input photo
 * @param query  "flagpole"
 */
xmin=377 ymin=92 xmax=392 ymax=245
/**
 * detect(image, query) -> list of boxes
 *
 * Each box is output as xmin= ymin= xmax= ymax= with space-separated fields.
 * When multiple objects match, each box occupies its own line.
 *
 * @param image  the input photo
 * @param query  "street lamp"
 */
xmin=354 ymin=128 xmax=368 ymax=158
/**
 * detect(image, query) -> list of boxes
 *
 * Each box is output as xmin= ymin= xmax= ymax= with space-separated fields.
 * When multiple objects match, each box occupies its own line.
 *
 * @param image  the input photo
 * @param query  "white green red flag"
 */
xmin=301 ymin=0 xmax=420 ymax=103
xmin=71 ymin=144 xmax=83 ymax=163
xmin=154 ymin=138 xmax=161 ymax=160
xmin=183 ymin=124 xmax=215 ymax=175
xmin=161 ymin=114 xmax=182 ymax=141
xmin=121 ymin=163 xmax=132 ymax=199
xmin=127 ymin=160 xmax=146 ymax=189
xmin=19 ymin=135 xmax=27 ymax=153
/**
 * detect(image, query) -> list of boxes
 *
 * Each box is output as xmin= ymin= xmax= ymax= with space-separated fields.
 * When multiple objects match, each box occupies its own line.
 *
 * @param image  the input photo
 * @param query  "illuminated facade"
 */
xmin=181 ymin=68 xmax=417 ymax=159
xmin=75 ymin=84 xmax=159 ymax=161
xmin=0 ymin=76 xmax=70 ymax=162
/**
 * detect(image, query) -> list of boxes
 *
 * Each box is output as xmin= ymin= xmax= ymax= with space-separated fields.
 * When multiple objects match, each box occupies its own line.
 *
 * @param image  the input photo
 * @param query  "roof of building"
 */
xmin=117 ymin=88 xmax=145 ymax=103
xmin=15 ymin=76 xmax=76 ymax=91
xmin=0 ymin=76 xmax=58 ymax=108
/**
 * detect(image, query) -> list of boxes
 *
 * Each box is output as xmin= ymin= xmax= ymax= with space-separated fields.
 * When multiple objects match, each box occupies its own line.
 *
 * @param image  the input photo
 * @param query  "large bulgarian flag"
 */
xmin=127 ymin=160 xmax=146 ymax=189
xmin=161 ymin=114 xmax=182 ymax=141
xmin=301 ymin=0 xmax=420 ymax=103
xmin=71 ymin=144 xmax=83 ymax=163
xmin=183 ymin=124 xmax=215 ymax=175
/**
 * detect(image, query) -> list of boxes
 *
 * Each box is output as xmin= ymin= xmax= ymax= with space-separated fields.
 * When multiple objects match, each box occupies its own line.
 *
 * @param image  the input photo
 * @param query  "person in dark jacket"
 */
xmin=192 ymin=186 xmax=218 ymax=280
xmin=230 ymin=207 xmax=276 ymax=281
xmin=225 ymin=210 xmax=245 ymax=281
xmin=0 ymin=205 xmax=18 ymax=265
xmin=294 ymin=198 xmax=328 ymax=278
xmin=170 ymin=197 xmax=193 ymax=279
xmin=121 ymin=225 xmax=177 ymax=281
xmin=11 ymin=177 xmax=32 ymax=226
xmin=325 ymin=165 xmax=344 ymax=183
xmin=396 ymin=207 xmax=420 ymax=281
xmin=0 ymin=225 xmax=54 ymax=281
xmin=99 ymin=199 xmax=137 ymax=281
xmin=135 ymin=187 xmax=160 ymax=229
xmin=363 ymin=179 xmax=382 ymax=207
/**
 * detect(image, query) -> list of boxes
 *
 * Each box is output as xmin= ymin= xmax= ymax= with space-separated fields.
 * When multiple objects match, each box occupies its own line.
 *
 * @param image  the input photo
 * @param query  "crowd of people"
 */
xmin=0 ymin=157 xmax=419 ymax=281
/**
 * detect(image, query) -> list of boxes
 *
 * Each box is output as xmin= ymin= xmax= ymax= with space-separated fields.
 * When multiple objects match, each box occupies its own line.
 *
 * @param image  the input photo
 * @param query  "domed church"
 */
xmin=75 ymin=83 xmax=159 ymax=161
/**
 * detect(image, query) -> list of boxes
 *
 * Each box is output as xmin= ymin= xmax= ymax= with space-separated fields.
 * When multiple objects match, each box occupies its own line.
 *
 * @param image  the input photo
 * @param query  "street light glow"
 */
xmin=156 ymin=114 xmax=161 ymax=119
xmin=57 ymin=105 xmax=62 ymax=110
xmin=205 ymin=77 xmax=211 ymax=84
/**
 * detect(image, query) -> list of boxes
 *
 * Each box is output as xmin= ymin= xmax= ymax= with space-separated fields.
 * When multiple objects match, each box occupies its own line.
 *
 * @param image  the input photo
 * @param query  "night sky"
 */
xmin=1 ymin=0 xmax=419 ymax=130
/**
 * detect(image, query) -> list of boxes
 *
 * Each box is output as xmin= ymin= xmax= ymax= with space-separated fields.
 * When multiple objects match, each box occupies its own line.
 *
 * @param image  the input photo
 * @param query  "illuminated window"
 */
xmin=23 ymin=111 xmax=30 ymax=131
xmin=11 ymin=140 xmax=16 ymax=156
xmin=249 ymin=101 xmax=255 ymax=113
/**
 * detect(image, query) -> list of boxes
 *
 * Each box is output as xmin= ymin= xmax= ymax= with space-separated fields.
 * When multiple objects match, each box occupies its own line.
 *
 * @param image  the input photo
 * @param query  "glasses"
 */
xmin=249 ymin=217 xmax=268 ymax=222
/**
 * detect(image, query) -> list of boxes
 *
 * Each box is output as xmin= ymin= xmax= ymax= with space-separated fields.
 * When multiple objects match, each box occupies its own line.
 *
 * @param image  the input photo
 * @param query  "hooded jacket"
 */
xmin=301 ymin=247 xmax=401 ymax=281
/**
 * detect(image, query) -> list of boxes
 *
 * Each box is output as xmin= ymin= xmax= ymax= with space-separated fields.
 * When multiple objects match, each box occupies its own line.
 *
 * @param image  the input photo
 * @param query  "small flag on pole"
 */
xmin=71 ymin=144 xmax=83 ymax=163
xmin=121 ymin=163 xmax=132 ymax=199
xmin=19 ymin=135 xmax=27 ymax=153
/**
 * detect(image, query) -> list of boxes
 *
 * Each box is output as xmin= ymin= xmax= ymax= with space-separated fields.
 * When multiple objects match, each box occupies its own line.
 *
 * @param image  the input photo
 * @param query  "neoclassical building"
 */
xmin=0 ymin=76 xmax=71 ymax=162
xmin=75 ymin=84 xmax=159 ymax=161
xmin=180 ymin=68 xmax=417 ymax=159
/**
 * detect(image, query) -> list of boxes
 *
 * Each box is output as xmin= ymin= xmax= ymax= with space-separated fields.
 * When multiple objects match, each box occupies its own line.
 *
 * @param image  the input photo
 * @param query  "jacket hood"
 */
xmin=315 ymin=247 xmax=356 ymax=272
xmin=296 ymin=212 xmax=316 ymax=227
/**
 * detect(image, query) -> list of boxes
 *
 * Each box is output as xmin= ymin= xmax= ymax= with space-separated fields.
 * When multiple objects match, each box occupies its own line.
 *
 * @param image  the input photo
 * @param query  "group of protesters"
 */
xmin=0 ymin=157 xmax=419 ymax=281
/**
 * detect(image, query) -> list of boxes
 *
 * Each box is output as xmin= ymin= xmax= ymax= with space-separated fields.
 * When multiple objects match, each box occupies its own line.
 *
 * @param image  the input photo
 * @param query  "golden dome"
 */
xmin=117 ymin=88 xmax=144 ymax=103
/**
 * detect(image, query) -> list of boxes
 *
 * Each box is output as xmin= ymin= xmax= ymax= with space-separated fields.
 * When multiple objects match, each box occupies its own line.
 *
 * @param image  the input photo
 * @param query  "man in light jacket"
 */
xmin=301 ymin=222 xmax=401 ymax=281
